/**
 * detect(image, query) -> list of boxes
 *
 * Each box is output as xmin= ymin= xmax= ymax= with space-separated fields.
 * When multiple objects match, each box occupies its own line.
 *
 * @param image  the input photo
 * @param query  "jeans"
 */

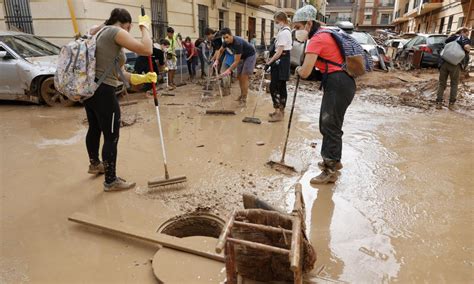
xmin=84 ymin=84 xmax=121 ymax=184
xmin=320 ymin=71 xmax=355 ymax=162
xmin=198 ymin=50 xmax=206 ymax=76
xmin=187 ymin=56 xmax=198 ymax=77
xmin=436 ymin=61 xmax=460 ymax=103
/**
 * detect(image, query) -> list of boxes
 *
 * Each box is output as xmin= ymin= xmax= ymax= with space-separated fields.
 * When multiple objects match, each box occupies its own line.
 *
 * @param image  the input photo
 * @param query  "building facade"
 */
xmin=392 ymin=0 xmax=473 ymax=37
xmin=0 ymin=0 xmax=310 ymax=47
xmin=325 ymin=0 xmax=395 ymax=30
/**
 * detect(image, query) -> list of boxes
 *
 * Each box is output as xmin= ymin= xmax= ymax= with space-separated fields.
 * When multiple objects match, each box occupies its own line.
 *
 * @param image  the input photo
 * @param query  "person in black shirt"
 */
xmin=213 ymin=27 xmax=256 ymax=105
xmin=206 ymin=28 xmax=225 ymax=75
xmin=134 ymin=39 xmax=170 ymax=91
xmin=436 ymin=27 xmax=471 ymax=110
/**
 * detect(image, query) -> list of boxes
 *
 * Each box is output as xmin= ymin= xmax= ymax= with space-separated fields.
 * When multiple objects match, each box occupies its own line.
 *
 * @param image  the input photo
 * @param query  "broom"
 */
xmin=140 ymin=6 xmax=187 ymax=190
xmin=205 ymin=66 xmax=236 ymax=115
xmin=242 ymin=70 xmax=266 ymax=124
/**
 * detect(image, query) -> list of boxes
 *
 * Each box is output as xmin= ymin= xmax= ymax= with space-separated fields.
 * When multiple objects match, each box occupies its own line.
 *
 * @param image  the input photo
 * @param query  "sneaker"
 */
xmin=235 ymin=95 xmax=247 ymax=102
xmin=310 ymin=170 xmax=338 ymax=184
xmin=435 ymin=102 xmax=442 ymax=110
xmin=268 ymin=111 xmax=284 ymax=122
xmin=88 ymin=162 xmax=104 ymax=175
xmin=103 ymin=177 xmax=136 ymax=192
xmin=318 ymin=161 xmax=343 ymax=171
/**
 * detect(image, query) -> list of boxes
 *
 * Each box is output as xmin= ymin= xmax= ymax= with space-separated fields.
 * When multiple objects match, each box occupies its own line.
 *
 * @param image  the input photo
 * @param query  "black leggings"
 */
xmin=269 ymin=80 xmax=288 ymax=109
xmin=187 ymin=57 xmax=197 ymax=77
xmin=84 ymin=84 xmax=121 ymax=184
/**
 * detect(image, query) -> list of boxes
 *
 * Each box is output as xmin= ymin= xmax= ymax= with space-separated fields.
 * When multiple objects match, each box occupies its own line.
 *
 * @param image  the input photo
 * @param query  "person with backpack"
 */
xmin=195 ymin=38 xmax=208 ymax=78
xmin=180 ymin=36 xmax=199 ymax=81
xmin=436 ymin=27 xmax=471 ymax=110
xmin=214 ymin=27 xmax=257 ymax=105
xmin=85 ymin=8 xmax=156 ymax=191
xmin=293 ymin=5 xmax=356 ymax=184
xmin=265 ymin=11 xmax=292 ymax=123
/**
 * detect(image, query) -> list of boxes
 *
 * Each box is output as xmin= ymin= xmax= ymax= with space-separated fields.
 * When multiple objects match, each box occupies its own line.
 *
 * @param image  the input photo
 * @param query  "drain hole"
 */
xmin=157 ymin=213 xmax=225 ymax=238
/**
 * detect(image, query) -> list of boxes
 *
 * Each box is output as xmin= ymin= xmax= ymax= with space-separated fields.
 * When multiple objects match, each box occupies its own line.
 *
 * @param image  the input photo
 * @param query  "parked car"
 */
xmin=397 ymin=34 xmax=448 ymax=67
xmin=0 ymin=31 xmax=76 ymax=106
xmin=385 ymin=38 xmax=409 ymax=50
xmin=348 ymin=31 xmax=385 ymax=67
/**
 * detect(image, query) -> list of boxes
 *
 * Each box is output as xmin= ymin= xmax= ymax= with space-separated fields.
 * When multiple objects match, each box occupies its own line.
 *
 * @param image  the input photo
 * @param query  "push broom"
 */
xmin=267 ymin=41 xmax=307 ymax=173
xmin=242 ymin=69 xmax=266 ymax=124
xmin=140 ymin=6 xmax=187 ymax=190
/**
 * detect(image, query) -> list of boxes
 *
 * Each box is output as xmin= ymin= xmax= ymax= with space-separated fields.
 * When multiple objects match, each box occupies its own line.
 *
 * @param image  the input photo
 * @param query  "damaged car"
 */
xmin=0 ymin=31 xmax=74 ymax=106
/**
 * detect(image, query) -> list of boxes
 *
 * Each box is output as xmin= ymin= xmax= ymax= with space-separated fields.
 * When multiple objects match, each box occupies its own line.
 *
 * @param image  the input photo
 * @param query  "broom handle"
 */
xmin=251 ymin=71 xmax=265 ymax=117
xmin=142 ymin=6 xmax=170 ymax=179
xmin=215 ymin=66 xmax=226 ymax=109
xmin=280 ymin=41 xmax=307 ymax=163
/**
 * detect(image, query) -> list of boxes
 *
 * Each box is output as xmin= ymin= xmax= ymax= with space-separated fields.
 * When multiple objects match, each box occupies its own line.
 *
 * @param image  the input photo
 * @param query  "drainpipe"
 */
xmin=67 ymin=0 xmax=80 ymax=38
xmin=192 ymin=0 xmax=196 ymax=33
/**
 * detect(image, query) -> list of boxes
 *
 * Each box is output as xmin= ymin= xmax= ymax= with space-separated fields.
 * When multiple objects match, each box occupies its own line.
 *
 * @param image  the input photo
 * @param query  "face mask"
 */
xmin=295 ymin=29 xmax=308 ymax=42
xmin=276 ymin=23 xmax=282 ymax=30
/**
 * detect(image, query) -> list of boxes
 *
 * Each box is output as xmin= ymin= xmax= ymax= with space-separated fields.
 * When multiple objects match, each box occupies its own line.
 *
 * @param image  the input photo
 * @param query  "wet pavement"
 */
xmin=0 ymin=72 xmax=473 ymax=283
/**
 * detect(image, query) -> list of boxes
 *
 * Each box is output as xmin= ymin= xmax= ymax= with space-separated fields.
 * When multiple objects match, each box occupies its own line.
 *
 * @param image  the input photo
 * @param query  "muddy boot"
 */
xmin=448 ymin=102 xmax=457 ymax=111
xmin=310 ymin=169 xmax=338 ymax=184
xmin=103 ymin=177 xmax=136 ymax=192
xmin=318 ymin=160 xmax=343 ymax=171
xmin=268 ymin=109 xmax=284 ymax=122
xmin=268 ymin=108 xmax=279 ymax=118
xmin=436 ymin=101 xmax=443 ymax=110
xmin=88 ymin=162 xmax=104 ymax=175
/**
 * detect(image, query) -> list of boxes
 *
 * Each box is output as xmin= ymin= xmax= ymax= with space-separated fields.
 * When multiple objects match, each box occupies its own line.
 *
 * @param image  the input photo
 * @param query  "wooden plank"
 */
xmin=234 ymin=221 xmax=292 ymax=235
xmin=290 ymin=215 xmax=302 ymax=272
xmin=215 ymin=209 xmax=236 ymax=254
xmin=68 ymin=212 xmax=224 ymax=262
xmin=227 ymin=238 xmax=290 ymax=255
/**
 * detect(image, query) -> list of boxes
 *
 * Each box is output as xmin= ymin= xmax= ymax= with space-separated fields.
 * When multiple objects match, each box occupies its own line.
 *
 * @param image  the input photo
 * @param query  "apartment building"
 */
xmin=0 ymin=0 xmax=304 ymax=47
xmin=325 ymin=0 xmax=395 ymax=30
xmin=392 ymin=0 xmax=473 ymax=37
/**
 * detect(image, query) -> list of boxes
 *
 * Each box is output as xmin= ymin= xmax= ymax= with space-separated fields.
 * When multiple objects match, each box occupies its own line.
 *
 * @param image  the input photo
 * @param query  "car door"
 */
xmin=0 ymin=43 xmax=23 ymax=97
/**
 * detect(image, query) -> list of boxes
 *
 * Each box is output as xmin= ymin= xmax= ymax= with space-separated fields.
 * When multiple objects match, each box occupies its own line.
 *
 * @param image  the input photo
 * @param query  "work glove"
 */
xmin=130 ymin=72 xmax=157 ymax=85
xmin=138 ymin=15 xmax=151 ymax=31
xmin=221 ymin=69 xmax=232 ymax=77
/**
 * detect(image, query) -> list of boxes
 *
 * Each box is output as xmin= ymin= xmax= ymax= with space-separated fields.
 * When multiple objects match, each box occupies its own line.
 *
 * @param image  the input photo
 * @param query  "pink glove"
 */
xmin=222 ymin=69 xmax=232 ymax=77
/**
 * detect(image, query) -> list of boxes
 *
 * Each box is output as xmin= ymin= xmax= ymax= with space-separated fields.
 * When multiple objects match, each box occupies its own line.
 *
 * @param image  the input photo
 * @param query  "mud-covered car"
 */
xmin=0 ymin=31 xmax=74 ymax=106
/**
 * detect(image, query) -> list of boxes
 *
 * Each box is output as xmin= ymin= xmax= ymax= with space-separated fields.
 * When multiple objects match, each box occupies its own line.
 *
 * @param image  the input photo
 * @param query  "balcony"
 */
xmin=419 ymin=0 xmax=443 ymax=15
xmin=235 ymin=0 xmax=276 ymax=7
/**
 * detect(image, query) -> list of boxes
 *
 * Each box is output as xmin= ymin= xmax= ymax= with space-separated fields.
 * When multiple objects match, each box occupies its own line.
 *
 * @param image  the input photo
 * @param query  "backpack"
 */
xmin=54 ymin=27 xmax=124 ymax=102
xmin=316 ymin=29 xmax=373 ymax=78
xmin=441 ymin=37 xmax=466 ymax=65
xmin=195 ymin=38 xmax=204 ymax=49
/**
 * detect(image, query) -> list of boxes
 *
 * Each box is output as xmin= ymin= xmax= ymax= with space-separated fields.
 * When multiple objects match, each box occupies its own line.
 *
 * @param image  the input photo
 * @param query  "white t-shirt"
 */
xmin=275 ymin=27 xmax=292 ymax=51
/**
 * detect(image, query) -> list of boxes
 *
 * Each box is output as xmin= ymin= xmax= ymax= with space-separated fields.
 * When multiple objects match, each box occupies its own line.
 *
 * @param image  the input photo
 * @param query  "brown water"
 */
xmin=0 ymin=76 xmax=472 ymax=283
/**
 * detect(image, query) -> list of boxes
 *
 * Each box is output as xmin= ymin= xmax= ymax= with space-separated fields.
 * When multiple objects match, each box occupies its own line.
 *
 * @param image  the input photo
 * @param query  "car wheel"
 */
xmin=40 ymin=77 xmax=75 ymax=107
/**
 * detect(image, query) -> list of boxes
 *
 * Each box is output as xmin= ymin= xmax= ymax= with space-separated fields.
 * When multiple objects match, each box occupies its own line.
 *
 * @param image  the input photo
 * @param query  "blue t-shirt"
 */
xmin=223 ymin=36 xmax=256 ymax=60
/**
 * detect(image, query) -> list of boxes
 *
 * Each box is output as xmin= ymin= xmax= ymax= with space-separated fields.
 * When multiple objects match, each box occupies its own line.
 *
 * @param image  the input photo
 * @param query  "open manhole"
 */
xmin=157 ymin=212 xmax=225 ymax=238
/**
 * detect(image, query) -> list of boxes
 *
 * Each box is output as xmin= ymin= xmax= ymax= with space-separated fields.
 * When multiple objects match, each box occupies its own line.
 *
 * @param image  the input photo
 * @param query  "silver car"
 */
xmin=0 ymin=31 xmax=73 ymax=106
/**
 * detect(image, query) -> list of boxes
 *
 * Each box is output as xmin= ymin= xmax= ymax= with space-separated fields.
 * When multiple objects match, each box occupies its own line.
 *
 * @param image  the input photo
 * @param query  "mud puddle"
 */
xmin=1 ymin=69 xmax=473 ymax=283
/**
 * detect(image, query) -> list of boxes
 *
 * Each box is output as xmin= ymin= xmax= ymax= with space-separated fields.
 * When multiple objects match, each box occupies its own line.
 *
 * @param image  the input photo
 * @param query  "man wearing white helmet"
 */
xmin=293 ymin=5 xmax=356 ymax=184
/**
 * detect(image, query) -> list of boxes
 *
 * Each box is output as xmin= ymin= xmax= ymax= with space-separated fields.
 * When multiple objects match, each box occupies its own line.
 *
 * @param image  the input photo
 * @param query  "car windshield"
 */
xmin=427 ymin=36 xmax=447 ymax=45
xmin=350 ymin=32 xmax=376 ymax=45
xmin=0 ymin=35 xmax=60 ymax=58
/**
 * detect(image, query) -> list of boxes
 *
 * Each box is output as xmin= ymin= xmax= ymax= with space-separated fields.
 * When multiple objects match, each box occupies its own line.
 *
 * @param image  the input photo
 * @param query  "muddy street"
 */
xmin=1 ymin=70 xmax=473 ymax=283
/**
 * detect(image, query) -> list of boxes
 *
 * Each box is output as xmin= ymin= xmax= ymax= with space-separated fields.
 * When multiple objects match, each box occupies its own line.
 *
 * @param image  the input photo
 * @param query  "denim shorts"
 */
xmin=237 ymin=54 xmax=256 ymax=76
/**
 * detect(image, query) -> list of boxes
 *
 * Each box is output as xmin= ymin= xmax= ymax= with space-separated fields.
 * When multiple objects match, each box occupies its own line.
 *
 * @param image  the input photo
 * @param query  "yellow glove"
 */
xmin=130 ymin=72 xmax=157 ymax=85
xmin=138 ymin=15 xmax=151 ymax=31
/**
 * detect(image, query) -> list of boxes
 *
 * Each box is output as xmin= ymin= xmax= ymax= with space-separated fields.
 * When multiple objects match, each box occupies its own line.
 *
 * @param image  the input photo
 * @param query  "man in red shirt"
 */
xmin=294 ymin=5 xmax=356 ymax=184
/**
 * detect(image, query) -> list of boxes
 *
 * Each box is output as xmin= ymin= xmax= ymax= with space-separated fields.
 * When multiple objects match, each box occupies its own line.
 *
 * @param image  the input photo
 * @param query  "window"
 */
xmin=438 ymin=17 xmax=445 ymax=34
xmin=365 ymin=15 xmax=372 ymax=21
xmin=235 ymin=13 xmax=242 ymax=36
xmin=380 ymin=14 xmax=391 ymax=25
xmin=261 ymin=18 xmax=266 ymax=46
xmin=198 ymin=5 xmax=209 ymax=38
xmin=457 ymin=17 xmax=464 ymax=29
xmin=219 ymin=11 xmax=225 ymax=30
xmin=4 ymin=0 xmax=34 ymax=34
xmin=446 ymin=15 xmax=453 ymax=33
